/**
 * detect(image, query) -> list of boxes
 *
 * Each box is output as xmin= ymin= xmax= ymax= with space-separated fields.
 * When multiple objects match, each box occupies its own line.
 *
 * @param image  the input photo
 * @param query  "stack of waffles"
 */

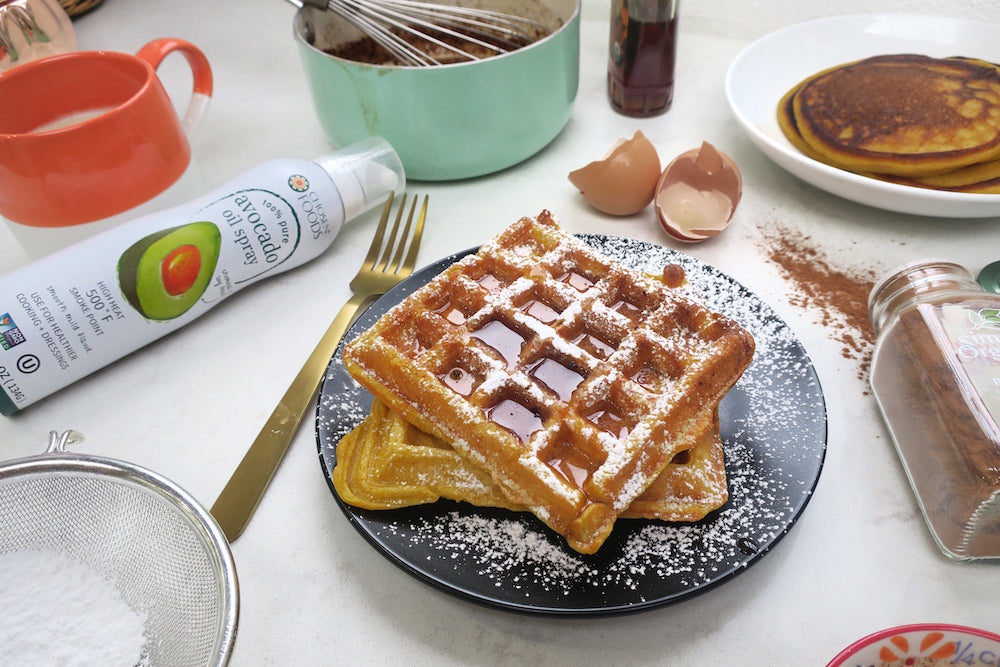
xmin=339 ymin=212 xmax=755 ymax=554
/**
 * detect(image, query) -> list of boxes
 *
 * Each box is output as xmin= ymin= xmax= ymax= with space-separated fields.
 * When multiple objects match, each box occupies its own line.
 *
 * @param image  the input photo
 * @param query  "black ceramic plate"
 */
xmin=315 ymin=235 xmax=827 ymax=616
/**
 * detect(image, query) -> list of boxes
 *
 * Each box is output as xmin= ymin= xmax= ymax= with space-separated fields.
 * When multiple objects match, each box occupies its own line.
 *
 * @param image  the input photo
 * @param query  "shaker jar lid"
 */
xmin=977 ymin=260 xmax=1000 ymax=294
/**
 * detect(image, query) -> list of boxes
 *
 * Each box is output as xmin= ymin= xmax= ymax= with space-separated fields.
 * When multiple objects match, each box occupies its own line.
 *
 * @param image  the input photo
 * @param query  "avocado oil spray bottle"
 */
xmin=0 ymin=136 xmax=404 ymax=415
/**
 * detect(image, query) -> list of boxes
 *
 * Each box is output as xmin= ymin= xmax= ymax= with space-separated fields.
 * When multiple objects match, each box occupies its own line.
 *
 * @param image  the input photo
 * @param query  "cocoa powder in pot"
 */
xmin=759 ymin=224 xmax=878 ymax=380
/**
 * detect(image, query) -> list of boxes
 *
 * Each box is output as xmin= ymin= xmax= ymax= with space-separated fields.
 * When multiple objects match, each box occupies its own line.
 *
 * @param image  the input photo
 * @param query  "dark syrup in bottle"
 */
xmin=608 ymin=0 xmax=678 ymax=117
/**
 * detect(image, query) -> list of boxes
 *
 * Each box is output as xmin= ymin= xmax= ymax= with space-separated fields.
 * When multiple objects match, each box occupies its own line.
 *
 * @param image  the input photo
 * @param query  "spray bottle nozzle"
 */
xmin=315 ymin=136 xmax=406 ymax=222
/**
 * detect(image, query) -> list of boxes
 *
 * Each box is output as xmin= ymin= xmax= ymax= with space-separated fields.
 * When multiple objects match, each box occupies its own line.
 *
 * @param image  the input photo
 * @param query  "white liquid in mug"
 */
xmin=31 ymin=107 xmax=114 ymax=133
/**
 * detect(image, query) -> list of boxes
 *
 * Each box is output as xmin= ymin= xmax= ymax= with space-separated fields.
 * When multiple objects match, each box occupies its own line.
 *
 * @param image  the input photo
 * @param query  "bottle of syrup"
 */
xmin=607 ymin=0 xmax=679 ymax=117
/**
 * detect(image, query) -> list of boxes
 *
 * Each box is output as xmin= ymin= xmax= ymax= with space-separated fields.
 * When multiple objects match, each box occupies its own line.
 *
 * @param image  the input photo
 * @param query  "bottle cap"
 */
xmin=977 ymin=260 xmax=1000 ymax=294
xmin=315 ymin=136 xmax=406 ymax=221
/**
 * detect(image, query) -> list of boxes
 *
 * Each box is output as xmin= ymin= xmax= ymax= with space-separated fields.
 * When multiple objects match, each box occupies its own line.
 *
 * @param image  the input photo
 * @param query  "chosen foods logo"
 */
xmin=288 ymin=175 xmax=309 ymax=192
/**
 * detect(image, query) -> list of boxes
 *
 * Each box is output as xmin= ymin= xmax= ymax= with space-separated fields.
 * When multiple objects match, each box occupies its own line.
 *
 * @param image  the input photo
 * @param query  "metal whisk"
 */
xmin=292 ymin=0 xmax=548 ymax=66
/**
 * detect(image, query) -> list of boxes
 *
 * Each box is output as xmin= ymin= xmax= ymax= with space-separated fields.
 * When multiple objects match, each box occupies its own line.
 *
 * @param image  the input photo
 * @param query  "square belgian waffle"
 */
xmin=343 ymin=212 xmax=755 ymax=553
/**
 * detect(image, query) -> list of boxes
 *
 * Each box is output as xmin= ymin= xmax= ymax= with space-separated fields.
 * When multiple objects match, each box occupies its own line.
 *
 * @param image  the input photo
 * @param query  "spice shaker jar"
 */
xmin=869 ymin=259 xmax=1000 ymax=560
xmin=607 ymin=0 xmax=678 ymax=117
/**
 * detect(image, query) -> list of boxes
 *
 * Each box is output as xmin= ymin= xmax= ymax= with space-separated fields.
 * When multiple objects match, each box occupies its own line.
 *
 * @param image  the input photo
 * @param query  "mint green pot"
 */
xmin=294 ymin=0 xmax=580 ymax=181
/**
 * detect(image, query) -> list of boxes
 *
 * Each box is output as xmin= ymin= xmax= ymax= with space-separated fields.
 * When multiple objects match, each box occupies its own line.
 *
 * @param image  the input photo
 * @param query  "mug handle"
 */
xmin=136 ymin=37 xmax=214 ymax=136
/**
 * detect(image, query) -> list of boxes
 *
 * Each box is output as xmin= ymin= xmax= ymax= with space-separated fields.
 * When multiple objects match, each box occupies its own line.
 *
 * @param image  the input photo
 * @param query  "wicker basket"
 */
xmin=60 ymin=0 xmax=104 ymax=17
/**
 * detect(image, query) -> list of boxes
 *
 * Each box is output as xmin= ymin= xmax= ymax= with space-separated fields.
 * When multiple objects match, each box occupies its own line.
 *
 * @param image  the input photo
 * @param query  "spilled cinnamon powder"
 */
xmin=759 ymin=224 xmax=878 ymax=381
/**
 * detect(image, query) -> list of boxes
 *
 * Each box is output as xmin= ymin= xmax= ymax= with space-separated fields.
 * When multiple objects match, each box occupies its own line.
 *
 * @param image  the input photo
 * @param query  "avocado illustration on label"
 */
xmin=118 ymin=222 xmax=222 ymax=320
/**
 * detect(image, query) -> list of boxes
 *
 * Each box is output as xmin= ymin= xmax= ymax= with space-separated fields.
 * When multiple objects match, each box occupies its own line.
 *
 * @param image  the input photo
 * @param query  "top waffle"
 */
xmin=343 ymin=212 xmax=755 ymax=553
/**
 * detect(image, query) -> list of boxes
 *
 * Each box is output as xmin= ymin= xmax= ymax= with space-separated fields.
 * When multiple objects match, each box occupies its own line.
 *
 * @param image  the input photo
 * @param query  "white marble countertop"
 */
xmin=1 ymin=0 xmax=998 ymax=664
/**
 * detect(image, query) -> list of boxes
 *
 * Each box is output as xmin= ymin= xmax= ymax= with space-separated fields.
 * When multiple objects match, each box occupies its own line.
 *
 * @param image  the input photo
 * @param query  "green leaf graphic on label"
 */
xmin=969 ymin=308 xmax=1000 ymax=330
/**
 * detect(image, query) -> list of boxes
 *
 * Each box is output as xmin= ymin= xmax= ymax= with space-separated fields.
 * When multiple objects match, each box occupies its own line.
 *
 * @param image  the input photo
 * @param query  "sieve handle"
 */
xmin=45 ymin=429 xmax=83 ymax=453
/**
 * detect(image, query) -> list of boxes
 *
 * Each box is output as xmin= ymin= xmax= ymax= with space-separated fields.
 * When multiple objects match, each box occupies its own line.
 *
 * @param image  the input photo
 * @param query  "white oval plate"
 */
xmin=725 ymin=13 xmax=1000 ymax=218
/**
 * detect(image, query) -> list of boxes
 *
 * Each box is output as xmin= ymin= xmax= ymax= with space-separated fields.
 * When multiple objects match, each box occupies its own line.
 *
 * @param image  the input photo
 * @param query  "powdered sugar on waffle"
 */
xmin=342 ymin=216 xmax=755 ymax=553
xmin=317 ymin=233 xmax=826 ymax=611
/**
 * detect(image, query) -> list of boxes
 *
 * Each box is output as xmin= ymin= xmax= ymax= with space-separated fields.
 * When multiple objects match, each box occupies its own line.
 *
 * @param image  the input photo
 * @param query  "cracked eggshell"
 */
xmin=568 ymin=131 xmax=661 ymax=216
xmin=655 ymin=141 xmax=742 ymax=243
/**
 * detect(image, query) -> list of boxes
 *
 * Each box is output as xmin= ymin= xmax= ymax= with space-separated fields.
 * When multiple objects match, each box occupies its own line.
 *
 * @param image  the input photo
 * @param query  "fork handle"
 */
xmin=211 ymin=290 xmax=370 ymax=542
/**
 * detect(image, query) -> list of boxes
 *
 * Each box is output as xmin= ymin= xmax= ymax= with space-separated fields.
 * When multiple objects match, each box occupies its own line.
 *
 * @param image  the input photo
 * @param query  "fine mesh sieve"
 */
xmin=0 ymin=430 xmax=239 ymax=666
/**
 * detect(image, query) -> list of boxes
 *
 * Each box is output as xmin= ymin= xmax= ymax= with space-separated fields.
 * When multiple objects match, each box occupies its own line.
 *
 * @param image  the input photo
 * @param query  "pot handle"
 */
xmin=136 ymin=37 xmax=214 ymax=137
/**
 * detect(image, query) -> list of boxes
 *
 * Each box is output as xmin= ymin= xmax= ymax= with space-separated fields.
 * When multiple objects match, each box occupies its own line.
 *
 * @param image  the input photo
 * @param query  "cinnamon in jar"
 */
xmin=869 ymin=259 xmax=1000 ymax=560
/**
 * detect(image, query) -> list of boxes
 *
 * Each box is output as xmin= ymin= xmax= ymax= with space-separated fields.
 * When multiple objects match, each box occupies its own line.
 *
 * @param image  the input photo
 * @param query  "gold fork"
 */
xmin=211 ymin=192 xmax=428 ymax=542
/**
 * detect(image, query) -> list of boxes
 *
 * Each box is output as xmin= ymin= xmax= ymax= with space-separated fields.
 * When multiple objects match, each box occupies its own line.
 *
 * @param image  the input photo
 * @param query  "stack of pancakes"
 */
xmin=778 ymin=54 xmax=1000 ymax=193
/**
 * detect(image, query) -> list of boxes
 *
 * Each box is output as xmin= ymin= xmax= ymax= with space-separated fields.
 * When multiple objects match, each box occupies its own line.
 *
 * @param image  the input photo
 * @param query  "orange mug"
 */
xmin=0 ymin=38 xmax=212 ymax=233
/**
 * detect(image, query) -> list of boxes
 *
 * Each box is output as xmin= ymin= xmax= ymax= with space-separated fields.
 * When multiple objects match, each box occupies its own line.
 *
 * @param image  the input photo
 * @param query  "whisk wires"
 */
xmin=321 ymin=0 xmax=549 ymax=66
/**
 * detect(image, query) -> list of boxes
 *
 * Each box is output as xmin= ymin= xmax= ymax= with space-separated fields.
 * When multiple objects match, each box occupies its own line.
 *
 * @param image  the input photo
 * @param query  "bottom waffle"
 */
xmin=334 ymin=399 xmax=728 ymax=523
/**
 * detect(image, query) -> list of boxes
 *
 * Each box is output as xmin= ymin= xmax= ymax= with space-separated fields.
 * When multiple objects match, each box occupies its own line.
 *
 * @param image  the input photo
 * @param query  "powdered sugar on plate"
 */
xmin=315 ymin=235 xmax=827 ymax=615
